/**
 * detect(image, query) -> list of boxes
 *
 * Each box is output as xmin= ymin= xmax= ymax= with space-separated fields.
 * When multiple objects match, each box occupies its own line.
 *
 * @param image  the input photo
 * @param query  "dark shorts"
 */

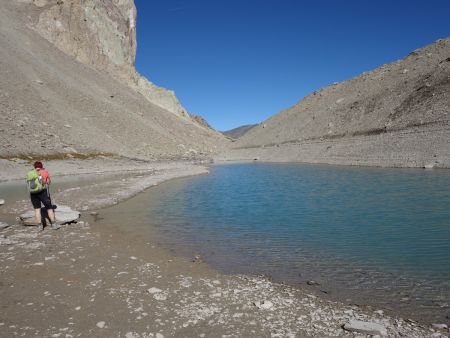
xmin=30 ymin=189 xmax=53 ymax=210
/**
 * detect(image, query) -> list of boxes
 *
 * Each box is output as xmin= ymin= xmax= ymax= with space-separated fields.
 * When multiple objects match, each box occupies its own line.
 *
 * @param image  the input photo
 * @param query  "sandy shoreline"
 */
xmin=0 ymin=158 xmax=447 ymax=337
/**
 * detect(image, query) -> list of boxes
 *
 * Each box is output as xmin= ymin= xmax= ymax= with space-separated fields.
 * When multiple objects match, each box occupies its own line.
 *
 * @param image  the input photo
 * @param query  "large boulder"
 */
xmin=19 ymin=205 xmax=80 ymax=226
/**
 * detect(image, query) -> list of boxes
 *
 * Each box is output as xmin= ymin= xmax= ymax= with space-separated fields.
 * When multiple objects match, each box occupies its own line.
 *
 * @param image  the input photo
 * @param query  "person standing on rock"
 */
xmin=27 ymin=161 xmax=60 ymax=231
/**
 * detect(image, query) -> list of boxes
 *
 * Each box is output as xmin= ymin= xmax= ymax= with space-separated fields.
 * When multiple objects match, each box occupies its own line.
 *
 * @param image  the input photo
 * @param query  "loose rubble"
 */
xmin=0 ymin=220 xmax=440 ymax=337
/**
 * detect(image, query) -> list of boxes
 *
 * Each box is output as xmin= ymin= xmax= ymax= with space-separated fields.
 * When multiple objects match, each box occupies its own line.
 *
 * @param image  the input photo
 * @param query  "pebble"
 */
xmin=253 ymin=300 xmax=273 ymax=310
xmin=0 ymin=199 xmax=5 ymax=205
xmin=0 ymin=222 xmax=10 ymax=230
xmin=432 ymin=323 xmax=448 ymax=330
xmin=155 ymin=334 xmax=164 ymax=338
xmin=96 ymin=321 xmax=105 ymax=328
xmin=307 ymin=280 xmax=320 ymax=286
xmin=147 ymin=287 xmax=162 ymax=294
xmin=153 ymin=293 xmax=167 ymax=301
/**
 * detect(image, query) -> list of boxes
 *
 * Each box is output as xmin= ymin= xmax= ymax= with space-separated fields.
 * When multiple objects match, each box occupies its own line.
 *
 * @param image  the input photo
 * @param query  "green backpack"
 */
xmin=26 ymin=169 xmax=44 ymax=194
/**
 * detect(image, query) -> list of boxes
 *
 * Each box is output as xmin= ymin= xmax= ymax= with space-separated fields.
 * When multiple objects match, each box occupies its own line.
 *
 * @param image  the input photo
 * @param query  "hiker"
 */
xmin=27 ymin=161 xmax=60 ymax=231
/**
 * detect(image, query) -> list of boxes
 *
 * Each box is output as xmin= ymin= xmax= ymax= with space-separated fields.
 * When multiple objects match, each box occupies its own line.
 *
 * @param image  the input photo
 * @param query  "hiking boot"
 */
xmin=51 ymin=223 xmax=61 ymax=230
xmin=37 ymin=224 xmax=44 ymax=231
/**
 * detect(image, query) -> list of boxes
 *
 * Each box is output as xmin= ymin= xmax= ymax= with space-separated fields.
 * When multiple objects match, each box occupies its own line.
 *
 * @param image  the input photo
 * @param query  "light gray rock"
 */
xmin=19 ymin=205 xmax=80 ymax=226
xmin=432 ymin=323 xmax=448 ymax=330
xmin=147 ymin=287 xmax=162 ymax=294
xmin=0 ymin=199 xmax=5 ymax=205
xmin=0 ymin=222 xmax=10 ymax=230
xmin=343 ymin=320 xmax=388 ymax=336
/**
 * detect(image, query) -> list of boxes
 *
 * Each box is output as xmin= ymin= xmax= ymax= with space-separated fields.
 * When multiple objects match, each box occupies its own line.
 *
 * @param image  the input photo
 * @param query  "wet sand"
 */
xmin=0 ymin=158 xmax=446 ymax=337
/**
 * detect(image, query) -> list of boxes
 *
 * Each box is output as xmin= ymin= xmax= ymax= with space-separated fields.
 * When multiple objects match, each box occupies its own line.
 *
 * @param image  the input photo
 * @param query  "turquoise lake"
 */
xmin=107 ymin=163 xmax=450 ymax=323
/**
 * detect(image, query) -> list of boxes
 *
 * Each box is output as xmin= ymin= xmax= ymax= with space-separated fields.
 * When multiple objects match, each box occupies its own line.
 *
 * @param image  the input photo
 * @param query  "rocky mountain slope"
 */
xmin=217 ymin=38 xmax=450 ymax=168
xmin=0 ymin=0 xmax=227 ymax=160
xmin=222 ymin=124 xmax=258 ymax=140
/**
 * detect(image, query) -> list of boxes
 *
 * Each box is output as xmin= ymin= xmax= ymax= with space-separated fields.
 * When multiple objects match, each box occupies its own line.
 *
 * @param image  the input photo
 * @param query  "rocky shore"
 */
xmin=0 ymin=158 xmax=447 ymax=337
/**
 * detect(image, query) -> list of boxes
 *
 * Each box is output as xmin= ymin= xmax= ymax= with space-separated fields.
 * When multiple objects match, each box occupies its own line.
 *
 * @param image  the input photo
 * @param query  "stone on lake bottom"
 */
xmin=343 ymin=319 xmax=387 ymax=336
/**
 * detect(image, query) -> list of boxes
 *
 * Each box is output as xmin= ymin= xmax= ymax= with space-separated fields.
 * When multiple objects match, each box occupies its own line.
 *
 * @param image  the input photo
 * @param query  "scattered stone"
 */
xmin=153 ymin=293 xmax=167 ymax=301
xmin=96 ymin=321 xmax=105 ymax=328
xmin=432 ymin=323 xmax=448 ymax=330
xmin=0 ymin=222 xmax=10 ymax=230
xmin=0 ymin=236 xmax=18 ymax=245
xmin=424 ymin=163 xmax=435 ymax=169
xmin=147 ymin=287 xmax=162 ymax=294
xmin=0 ymin=199 xmax=5 ymax=205
xmin=253 ymin=300 xmax=273 ymax=310
xmin=90 ymin=211 xmax=99 ymax=216
xmin=343 ymin=320 xmax=387 ymax=336
xmin=155 ymin=333 xmax=164 ymax=338
xmin=130 ymin=256 xmax=137 ymax=260
xmin=307 ymin=280 xmax=320 ymax=286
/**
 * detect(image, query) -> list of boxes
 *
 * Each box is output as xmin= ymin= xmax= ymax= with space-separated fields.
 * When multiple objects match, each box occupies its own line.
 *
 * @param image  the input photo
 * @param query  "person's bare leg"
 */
xmin=34 ymin=208 xmax=43 ymax=231
xmin=48 ymin=208 xmax=60 ymax=229
xmin=47 ymin=208 xmax=56 ymax=223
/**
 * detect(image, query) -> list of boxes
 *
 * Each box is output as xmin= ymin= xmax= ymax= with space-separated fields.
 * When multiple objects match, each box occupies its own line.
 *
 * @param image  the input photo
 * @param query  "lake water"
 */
xmin=3 ymin=163 xmax=449 ymax=323
xmin=103 ymin=163 xmax=450 ymax=324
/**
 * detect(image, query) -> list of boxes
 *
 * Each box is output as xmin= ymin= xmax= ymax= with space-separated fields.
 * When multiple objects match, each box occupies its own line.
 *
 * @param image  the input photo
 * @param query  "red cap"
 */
xmin=33 ymin=161 xmax=43 ymax=169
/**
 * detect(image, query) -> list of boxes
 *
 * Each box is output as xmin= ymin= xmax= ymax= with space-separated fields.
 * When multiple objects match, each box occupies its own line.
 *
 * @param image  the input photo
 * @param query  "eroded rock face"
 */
xmin=35 ymin=0 xmax=137 ymax=71
xmin=32 ymin=0 xmax=189 ymax=118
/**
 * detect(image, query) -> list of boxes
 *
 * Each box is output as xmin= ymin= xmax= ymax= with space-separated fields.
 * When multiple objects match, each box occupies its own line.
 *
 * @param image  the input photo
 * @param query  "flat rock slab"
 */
xmin=19 ymin=205 xmax=80 ymax=226
xmin=343 ymin=319 xmax=388 ymax=336
xmin=0 ymin=222 xmax=10 ymax=230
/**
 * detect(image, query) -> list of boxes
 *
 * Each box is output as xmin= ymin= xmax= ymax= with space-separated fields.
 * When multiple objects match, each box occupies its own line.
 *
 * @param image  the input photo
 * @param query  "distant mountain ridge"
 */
xmin=222 ymin=124 xmax=258 ymax=139
xmin=216 ymin=38 xmax=450 ymax=168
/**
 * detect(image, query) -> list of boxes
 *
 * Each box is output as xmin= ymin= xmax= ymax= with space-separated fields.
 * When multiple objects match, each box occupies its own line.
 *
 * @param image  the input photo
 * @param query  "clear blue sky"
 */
xmin=134 ymin=0 xmax=450 ymax=131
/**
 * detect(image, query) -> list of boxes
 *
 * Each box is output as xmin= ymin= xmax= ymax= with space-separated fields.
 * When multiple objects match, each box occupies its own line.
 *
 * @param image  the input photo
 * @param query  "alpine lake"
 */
xmin=100 ymin=163 xmax=450 ymax=324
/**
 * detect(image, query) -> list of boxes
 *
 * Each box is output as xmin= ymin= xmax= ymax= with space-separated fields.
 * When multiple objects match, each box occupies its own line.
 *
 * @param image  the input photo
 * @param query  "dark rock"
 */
xmin=307 ymin=280 xmax=320 ymax=286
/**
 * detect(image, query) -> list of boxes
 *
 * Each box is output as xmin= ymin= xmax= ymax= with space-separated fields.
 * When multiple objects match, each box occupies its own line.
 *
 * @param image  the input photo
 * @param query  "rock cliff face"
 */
xmin=218 ymin=38 xmax=450 ymax=168
xmin=0 ymin=0 xmax=227 ymax=159
xmin=29 ymin=0 xmax=188 ymax=118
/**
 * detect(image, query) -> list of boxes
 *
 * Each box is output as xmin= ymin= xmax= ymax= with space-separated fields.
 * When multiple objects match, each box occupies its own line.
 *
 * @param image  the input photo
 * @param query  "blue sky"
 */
xmin=134 ymin=1 xmax=450 ymax=131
